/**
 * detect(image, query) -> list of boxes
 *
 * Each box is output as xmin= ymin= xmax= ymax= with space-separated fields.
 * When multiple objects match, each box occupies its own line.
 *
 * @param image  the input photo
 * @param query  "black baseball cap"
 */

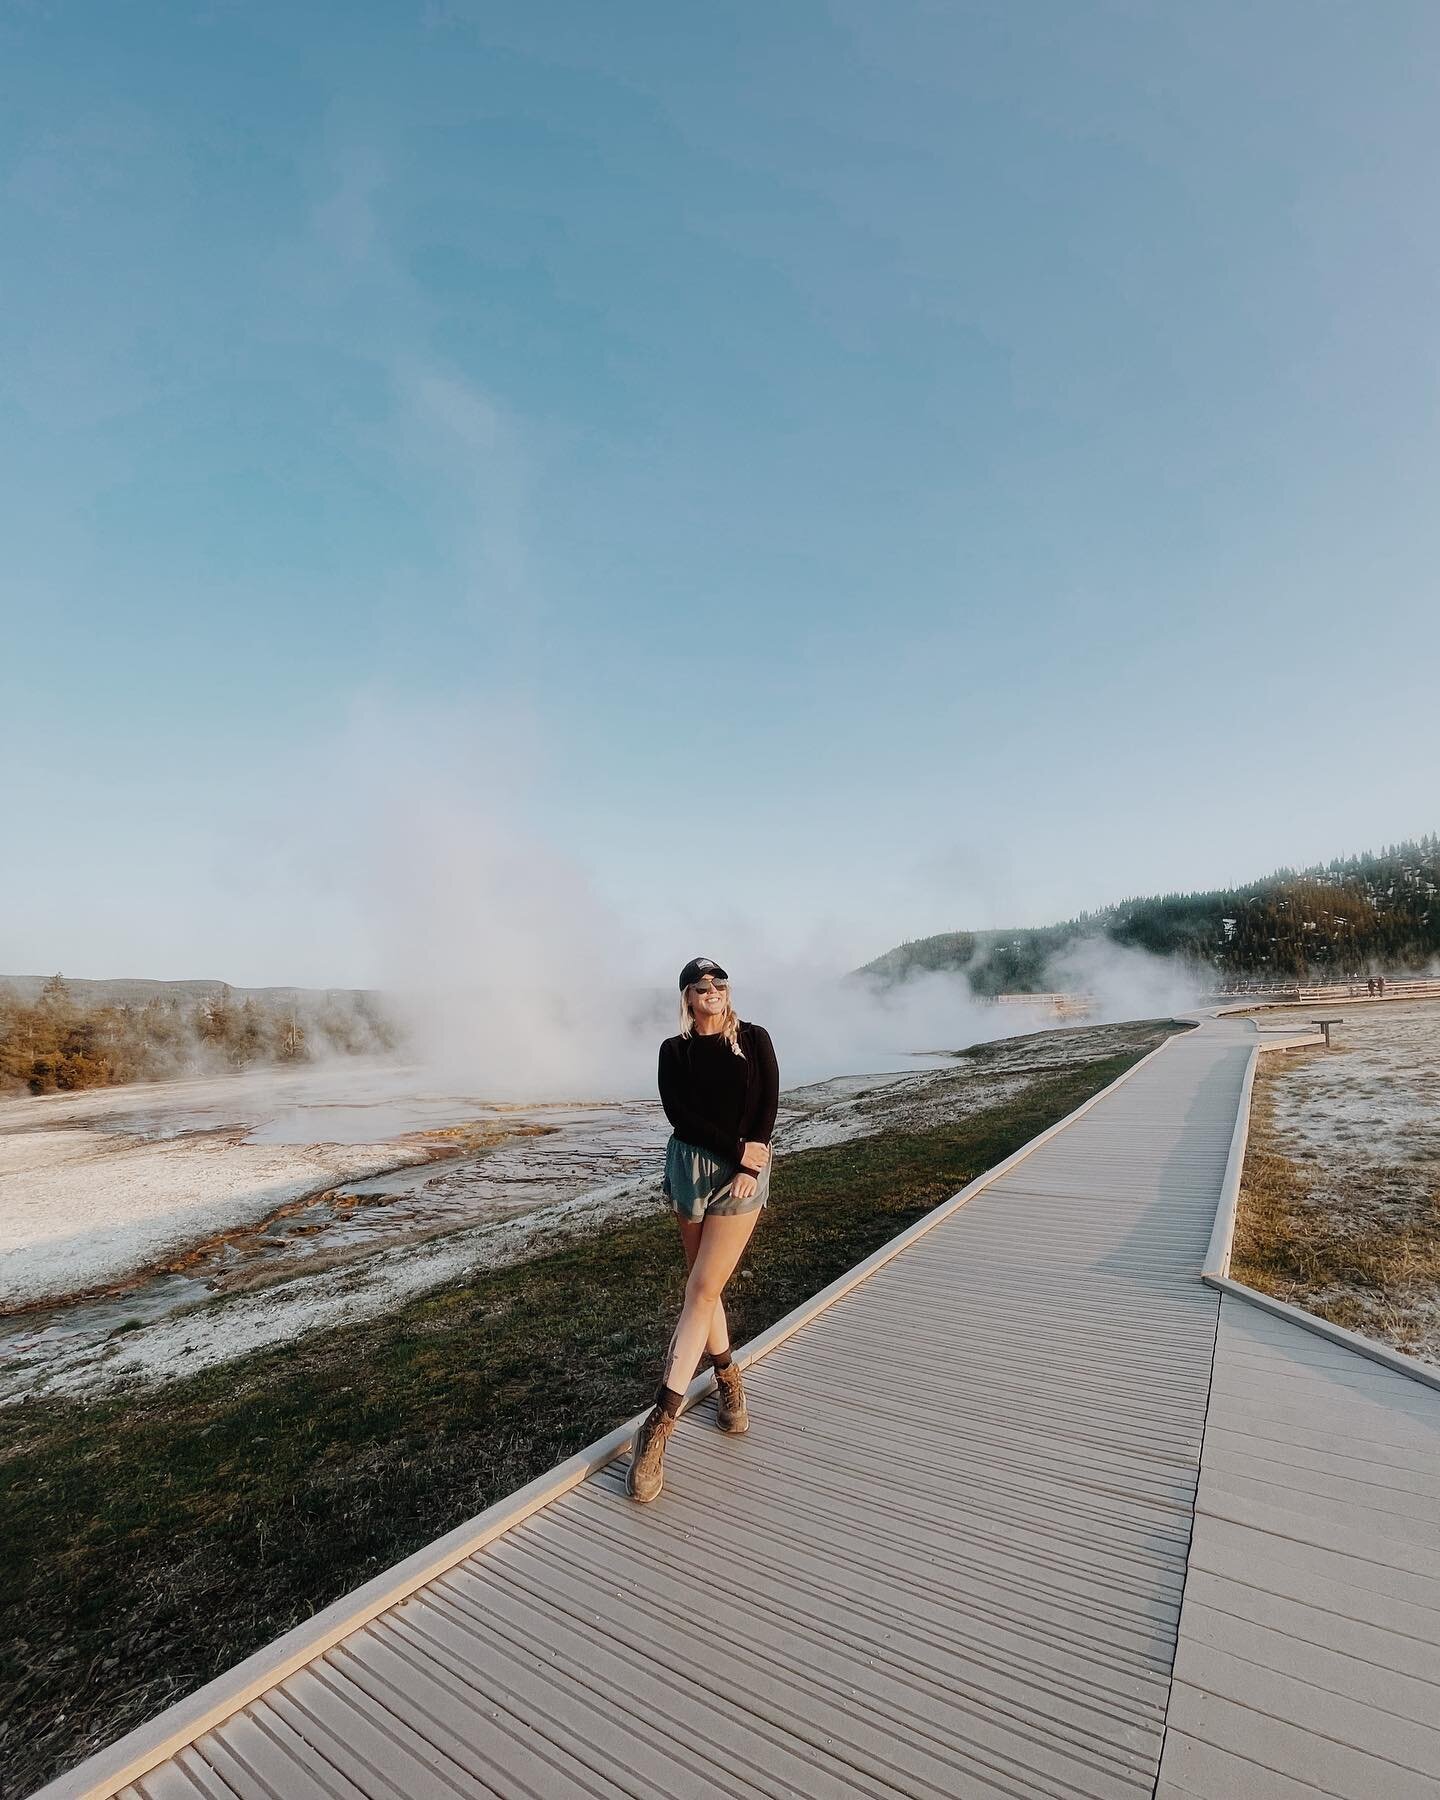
xmin=678 ymin=957 xmax=729 ymax=990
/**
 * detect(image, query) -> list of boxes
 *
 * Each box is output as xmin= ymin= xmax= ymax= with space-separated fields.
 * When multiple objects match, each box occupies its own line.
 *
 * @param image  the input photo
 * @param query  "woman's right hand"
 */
xmin=731 ymin=1171 xmax=759 ymax=1202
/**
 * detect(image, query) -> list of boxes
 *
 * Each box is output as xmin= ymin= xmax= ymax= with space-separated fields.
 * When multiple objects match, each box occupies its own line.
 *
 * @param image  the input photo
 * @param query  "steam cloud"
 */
xmin=1052 ymin=937 xmax=1206 ymax=1025
xmin=298 ymin=713 xmax=1204 ymax=1101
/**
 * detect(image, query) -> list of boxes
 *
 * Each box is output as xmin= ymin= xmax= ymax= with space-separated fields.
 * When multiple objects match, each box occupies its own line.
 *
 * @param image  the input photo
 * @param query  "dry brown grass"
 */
xmin=1233 ymin=1061 xmax=1440 ymax=1359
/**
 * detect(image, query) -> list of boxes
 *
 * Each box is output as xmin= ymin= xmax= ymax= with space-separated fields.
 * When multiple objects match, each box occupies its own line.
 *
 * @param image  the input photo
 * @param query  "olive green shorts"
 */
xmin=662 ymin=1135 xmax=770 ymax=1224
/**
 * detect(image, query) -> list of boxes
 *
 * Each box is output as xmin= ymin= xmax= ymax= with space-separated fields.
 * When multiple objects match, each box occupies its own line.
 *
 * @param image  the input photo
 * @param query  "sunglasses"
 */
xmin=690 ymin=979 xmax=728 ymax=994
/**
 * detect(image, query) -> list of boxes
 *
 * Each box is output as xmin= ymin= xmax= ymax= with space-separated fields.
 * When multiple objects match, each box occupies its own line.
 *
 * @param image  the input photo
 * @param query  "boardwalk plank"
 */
xmin=188 ymin=1717 xmax=362 ymax=1800
xmin=1206 ymin=1386 xmax=1440 ymax=1453
xmin=129 ymin=1758 xmax=234 ymax=1800
xmin=386 ymin=1592 xmax=800 ymax=1800
xmin=1202 ymin=1431 xmax=1440 ymax=1502
xmin=319 ymin=1637 xmax=603 ymax=1800
xmin=1206 ymin=1403 xmax=1440 ymax=1473
xmin=539 ymin=1501 xmax=1170 ymax=1715
xmin=568 ymin=1475 xmax=1182 ymax=1683
xmin=1187 ymin=1512 xmax=1440 ymax=1618
xmin=1164 ymin=1683 xmax=1439 ymax=1800
xmin=1168 ymin=1640 xmax=1440 ymax=1784
xmin=1181 ymin=1567 xmax=1440 ymax=1686
xmin=1200 ymin=1468 xmax=1440 ymax=1548
xmin=1155 ymin=1730 xmax=1342 ymax=1798
xmin=264 ymin=1672 xmax=503 ymax=1799
xmin=1177 ymin=1599 xmax=1440 ymax=1727
xmin=1210 ymin=1363 xmax=1440 ymax=1424
xmin=1198 ymin=1484 xmax=1440 ymax=1580
xmin=1218 ymin=1329 xmax=1426 ymax=1376
xmin=441 ymin=1547 xmax=1148 ymax=1799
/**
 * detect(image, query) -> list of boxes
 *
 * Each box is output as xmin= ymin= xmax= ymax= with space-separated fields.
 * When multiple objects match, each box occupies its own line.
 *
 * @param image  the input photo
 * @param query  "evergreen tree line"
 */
xmin=0 ymin=977 xmax=403 ymax=1095
xmin=863 ymin=836 xmax=1440 ymax=990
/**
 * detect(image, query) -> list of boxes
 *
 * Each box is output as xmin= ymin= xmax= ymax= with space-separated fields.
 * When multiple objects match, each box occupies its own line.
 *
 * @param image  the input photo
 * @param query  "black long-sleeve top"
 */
xmin=657 ymin=1021 xmax=779 ymax=1167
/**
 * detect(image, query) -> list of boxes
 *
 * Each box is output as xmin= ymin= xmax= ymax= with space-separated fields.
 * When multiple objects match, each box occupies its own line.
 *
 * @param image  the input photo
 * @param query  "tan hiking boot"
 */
xmin=625 ymin=1405 xmax=677 ymax=1503
xmin=713 ymin=1361 xmax=749 ymax=1435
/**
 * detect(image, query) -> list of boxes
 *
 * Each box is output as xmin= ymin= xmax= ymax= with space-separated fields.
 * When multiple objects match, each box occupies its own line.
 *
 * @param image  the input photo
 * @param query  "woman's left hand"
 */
xmin=732 ymin=1171 xmax=759 ymax=1202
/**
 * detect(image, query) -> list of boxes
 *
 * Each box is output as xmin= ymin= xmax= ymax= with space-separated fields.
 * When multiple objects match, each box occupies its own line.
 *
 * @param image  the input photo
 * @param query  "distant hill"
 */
xmin=0 ymin=976 xmax=402 ymax=1095
xmin=862 ymin=836 xmax=1440 ymax=992
xmin=0 ymin=976 xmax=379 ymax=1009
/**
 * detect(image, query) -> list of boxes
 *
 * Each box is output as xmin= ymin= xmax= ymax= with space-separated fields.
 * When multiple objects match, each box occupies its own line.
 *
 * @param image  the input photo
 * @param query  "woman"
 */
xmin=626 ymin=956 xmax=779 ymax=1503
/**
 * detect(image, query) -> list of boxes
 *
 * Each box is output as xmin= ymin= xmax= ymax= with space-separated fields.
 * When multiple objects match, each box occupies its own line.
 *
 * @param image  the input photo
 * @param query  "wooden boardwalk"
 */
xmin=39 ymin=1019 xmax=1440 ymax=1800
xmin=1158 ymin=1297 xmax=1440 ymax=1799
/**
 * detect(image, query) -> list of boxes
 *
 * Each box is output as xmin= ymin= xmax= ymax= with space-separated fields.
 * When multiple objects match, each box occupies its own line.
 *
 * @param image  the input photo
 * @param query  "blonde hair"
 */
xmin=679 ymin=984 xmax=745 ymax=1057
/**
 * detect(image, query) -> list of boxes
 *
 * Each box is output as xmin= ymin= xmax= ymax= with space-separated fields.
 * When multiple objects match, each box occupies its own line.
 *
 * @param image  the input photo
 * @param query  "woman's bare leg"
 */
xmin=663 ymin=1210 xmax=761 ymax=1396
xmin=677 ymin=1217 xmax=732 ymax=1358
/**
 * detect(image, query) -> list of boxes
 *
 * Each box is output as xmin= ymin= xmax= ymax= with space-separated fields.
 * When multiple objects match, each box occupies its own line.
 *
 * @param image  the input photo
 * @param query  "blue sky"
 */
xmin=3 ymin=2 xmax=1438 ymax=986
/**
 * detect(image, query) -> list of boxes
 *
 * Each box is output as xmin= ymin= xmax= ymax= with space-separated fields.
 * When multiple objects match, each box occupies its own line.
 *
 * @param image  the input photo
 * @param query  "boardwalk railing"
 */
xmin=1215 ymin=976 xmax=1440 ymax=1002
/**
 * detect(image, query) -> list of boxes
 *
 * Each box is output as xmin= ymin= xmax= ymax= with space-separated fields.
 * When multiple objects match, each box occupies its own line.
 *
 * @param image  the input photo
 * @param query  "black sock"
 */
xmin=711 ymin=1350 xmax=733 ymax=1370
xmin=656 ymin=1384 xmax=685 ymax=1419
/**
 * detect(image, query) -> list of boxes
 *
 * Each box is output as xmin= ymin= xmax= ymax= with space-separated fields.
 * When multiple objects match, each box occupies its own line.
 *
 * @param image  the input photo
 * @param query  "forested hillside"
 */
xmin=864 ymin=837 xmax=1440 ymax=992
xmin=0 ymin=976 xmax=401 ymax=1094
